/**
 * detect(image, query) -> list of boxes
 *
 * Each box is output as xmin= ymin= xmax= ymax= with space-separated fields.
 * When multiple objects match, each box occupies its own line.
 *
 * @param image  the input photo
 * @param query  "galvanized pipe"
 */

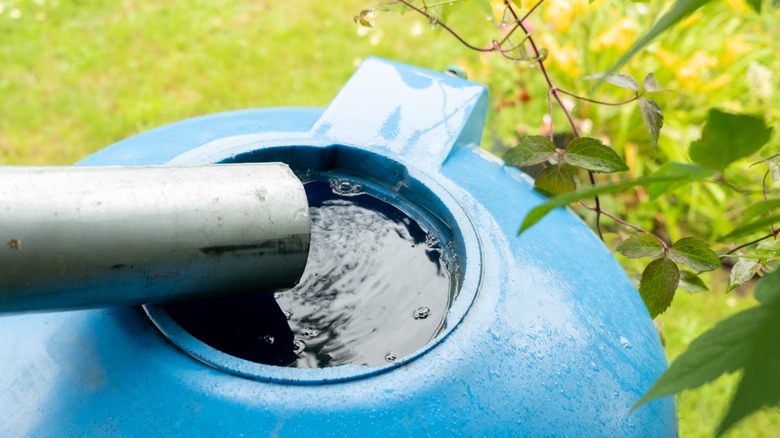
xmin=0 ymin=164 xmax=311 ymax=314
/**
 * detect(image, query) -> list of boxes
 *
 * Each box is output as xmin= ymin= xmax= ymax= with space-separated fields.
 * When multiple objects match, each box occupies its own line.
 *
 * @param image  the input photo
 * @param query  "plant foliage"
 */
xmin=362 ymin=0 xmax=780 ymax=433
xmin=636 ymin=271 xmax=780 ymax=436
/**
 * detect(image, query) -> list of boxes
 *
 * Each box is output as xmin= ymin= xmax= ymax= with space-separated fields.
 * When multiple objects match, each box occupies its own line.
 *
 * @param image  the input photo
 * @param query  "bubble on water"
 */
xmin=619 ymin=336 xmax=633 ymax=349
xmin=293 ymin=340 xmax=306 ymax=355
xmin=385 ymin=352 xmax=397 ymax=362
xmin=424 ymin=233 xmax=439 ymax=249
xmin=261 ymin=335 xmax=275 ymax=345
xmin=303 ymin=328 xmax=320 ymax=338
xmin=329 ymin=178 xmax=363 ymax=196
xmin=413 ymin=306 xmax=431 ymax=320
xmin=273 ymin=292 xmax=281 ymax=299
xmin=283 ymin=309 xmax=293 ymax=320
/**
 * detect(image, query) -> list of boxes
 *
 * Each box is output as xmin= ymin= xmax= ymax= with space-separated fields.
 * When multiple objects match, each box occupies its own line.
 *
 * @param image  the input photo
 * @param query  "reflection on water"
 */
xmin=165 ymin=179 xmax=453 ymax=368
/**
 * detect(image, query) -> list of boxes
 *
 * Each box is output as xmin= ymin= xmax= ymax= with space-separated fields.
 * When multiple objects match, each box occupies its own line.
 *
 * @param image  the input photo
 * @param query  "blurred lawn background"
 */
xmin=1 ymin=0 xmax=779 ymax=435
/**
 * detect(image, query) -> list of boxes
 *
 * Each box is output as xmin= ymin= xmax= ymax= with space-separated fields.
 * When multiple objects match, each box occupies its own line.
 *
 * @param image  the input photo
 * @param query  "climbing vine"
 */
xmin=357 ymin=0 xmax=779 ymax=435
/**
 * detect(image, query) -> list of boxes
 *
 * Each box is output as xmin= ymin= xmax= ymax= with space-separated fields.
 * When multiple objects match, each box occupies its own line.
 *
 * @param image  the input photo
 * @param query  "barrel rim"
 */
xmin=144 ymin=142 xmax=483 ymax=384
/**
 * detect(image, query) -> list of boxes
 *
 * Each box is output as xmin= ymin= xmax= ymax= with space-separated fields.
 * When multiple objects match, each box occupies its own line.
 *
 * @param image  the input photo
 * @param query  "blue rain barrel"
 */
xmin=0 ymin=58 xmax=676 ymax=436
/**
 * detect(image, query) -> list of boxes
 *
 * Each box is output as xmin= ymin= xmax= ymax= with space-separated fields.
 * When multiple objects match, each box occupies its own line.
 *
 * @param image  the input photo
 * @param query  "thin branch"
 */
xmin=588 ymin=172 xmax=603 ymax=239
xmin=723 ymin=233 xmax=775 ymax=257
xmin=705 ymin=178 xmax=771 ymax=195
xmin=517 ymin=0 xmax=546 ymax=24
xmin=578 ymin=201 xmax=667 ymax=249
xmin=423 ymin=0 xmax=466 ymax=8
xmin=497 ymin=23 xmax=520 ymax=46
xmin=547 ymin=88 xmax=554 ymax=142
xmin=556 ymin=88 xmax=639 ymax=106
xmin=396 ymin=0 xmax=494 ymax=52
xmin=496 ymin=0 xmax=547 ymax=45
xmin=491 ymin=34 xmax=531 ymax=55
xmin=763 ymin=170 xmax=778 ymax=238
xmin=507 ymin=1 xmax=605 ymax=239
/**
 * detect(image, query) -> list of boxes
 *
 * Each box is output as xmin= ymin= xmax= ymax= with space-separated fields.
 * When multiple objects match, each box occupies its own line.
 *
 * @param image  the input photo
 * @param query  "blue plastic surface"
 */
xmin=0 ymin=58 xmax=676 ymax=436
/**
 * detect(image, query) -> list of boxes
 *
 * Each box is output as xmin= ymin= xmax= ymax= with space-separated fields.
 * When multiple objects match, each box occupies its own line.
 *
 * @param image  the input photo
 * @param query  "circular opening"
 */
xmin=144 ymin=145 xmax=480 ymax=383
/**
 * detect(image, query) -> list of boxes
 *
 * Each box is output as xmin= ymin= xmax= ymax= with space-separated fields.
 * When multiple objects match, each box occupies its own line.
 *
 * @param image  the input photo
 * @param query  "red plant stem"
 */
xmin=396 ymin=0 xmax=608 ymax=239
xmin=547 ymin=88 xmax=554 ymax=141
xmin=506 ymin=3 xmax=604 ymax=238
xmin=514 ymin=23 xmax=579 ymax=135
xmin=723 ymin=233 xmax=775 ymax=257
xmin=395 ymin=0 xmax=494 ymax=52
xmin=556 ymin=88 xmax=639 ymax=106
xmin=579 ymin=201 xmax=667 ymax=249
xmin=497 ymin=0 xmax=546 ymax=46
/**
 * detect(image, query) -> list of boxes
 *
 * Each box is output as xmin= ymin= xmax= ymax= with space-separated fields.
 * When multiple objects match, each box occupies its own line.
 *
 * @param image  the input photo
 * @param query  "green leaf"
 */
xmin=648 ymin=162 xmax=713 ymax=200
xmin=741 ymin=199 xmax=780 ymax=223
xmin=636 ymin=297 xmax=764 ymax=400
xmin=353 ymin=10 xmax=373 ymax=28
xmin=639 ymin=257 xmax=680 ymax=318
xmin=755 ymin=269 xmax=780 ymax=304
xmin=635 ymin=270 xmax=780 ymax=437
xmin=515 ymin=41 xmax=531 ymax=62
xmin=534 ymin=165 xmax=576 ymax=196
xmin=716 ymin=330 xmax=780 ymax=437
xmin=679 ymin=270 xmax=709 ymax=293
xmin=535 ymin=47 xmax=548 ymax=63
xmin=428 ymin=4 xmax=450 ymax=27
xmin=583 ymin=73 xmax=639 ymax=92
xmin=643 ymin=73 xmax=663 ymax=92
xmin=608 ymin=0 xmax=714 ymax=74
xmin=501 ymin=4 xmax=514 ymax=25
xmin=756 ymin=240 xmax=780 ymax=257
xmin=728 ymin=258 xmax=761 ymax=292
xmin=689 ymin=109 xmax=774 ymax=171
xmin=616 ymin=234 xmax=664 ymax=258
xmin=564 ymin=137 xmax=629 ymax=173
xmin=767 ymin=161 xmax=780 ymax=184
xmin=639 ymin=98 xmax=664 ymax=149
xmin=518 ymin=174 xmax=694 ymax=234
xmin=765 ymin=259 xmax=780 ymax=273
xmin=751 ymin=153 xmax=780 ymax=183
xmin=669 ymin=237 xmax=720 ymax=272
xmin=503 ymin=136 xmax=557 ymax=167
xmin=722 ymin=215 xmax=780 ymax=240
xmin=746 ymin=0 xmax=762 ymax=13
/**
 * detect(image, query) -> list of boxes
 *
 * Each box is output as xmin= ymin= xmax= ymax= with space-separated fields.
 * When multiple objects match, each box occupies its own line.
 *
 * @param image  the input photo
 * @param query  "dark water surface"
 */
xmin=165 ymin=179 xmax=453 ymax=368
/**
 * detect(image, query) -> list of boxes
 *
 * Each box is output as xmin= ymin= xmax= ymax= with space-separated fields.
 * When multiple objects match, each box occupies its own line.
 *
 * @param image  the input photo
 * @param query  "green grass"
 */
xmin=0 ymin=0 xmax=471 ymax=164
xmin=2 ymin=0 xmax=779 ymax=436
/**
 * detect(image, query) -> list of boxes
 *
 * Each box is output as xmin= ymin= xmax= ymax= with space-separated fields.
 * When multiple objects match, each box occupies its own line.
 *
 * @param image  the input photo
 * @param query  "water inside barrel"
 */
xmin=165 ymin=179 xmax=453 ymax=368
